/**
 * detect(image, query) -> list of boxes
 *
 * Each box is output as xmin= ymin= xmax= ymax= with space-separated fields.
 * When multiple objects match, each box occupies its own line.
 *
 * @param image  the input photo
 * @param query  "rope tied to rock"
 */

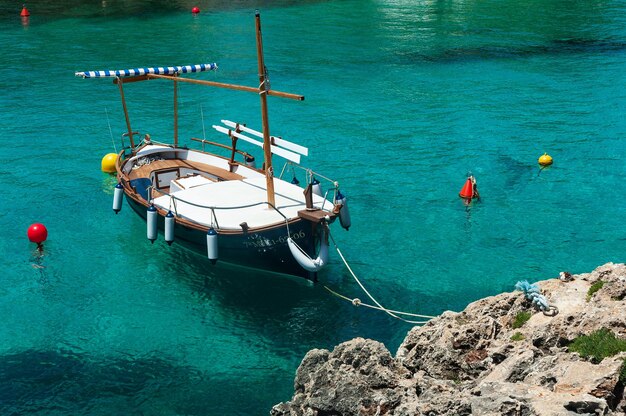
xmin=515 ymin=280 xmax=559 ymax=316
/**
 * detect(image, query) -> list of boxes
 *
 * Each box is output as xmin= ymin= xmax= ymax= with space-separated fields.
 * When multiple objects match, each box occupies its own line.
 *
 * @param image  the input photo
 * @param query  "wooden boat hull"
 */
xmin=125 ymin=195 xmax=322 ymax=280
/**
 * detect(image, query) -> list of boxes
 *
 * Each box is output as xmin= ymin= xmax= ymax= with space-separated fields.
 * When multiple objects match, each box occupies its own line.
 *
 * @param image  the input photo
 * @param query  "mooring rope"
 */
xmin=105 ymin=107 xmax=117 ymax=153
xmin=327 ymin=231 xmax=437 ymax=324
xmin=323 ymin=286 xmax=433 ymax=322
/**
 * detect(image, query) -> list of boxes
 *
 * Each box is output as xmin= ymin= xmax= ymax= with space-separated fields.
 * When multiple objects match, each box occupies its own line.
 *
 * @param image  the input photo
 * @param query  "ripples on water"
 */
xmin=0 ymin=0 xmax=625 ymax=413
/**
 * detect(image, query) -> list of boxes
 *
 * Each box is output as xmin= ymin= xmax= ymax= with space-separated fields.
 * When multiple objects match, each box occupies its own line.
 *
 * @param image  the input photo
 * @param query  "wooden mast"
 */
xmin=255 ymin=11 xmax=275 ymax=207
xmin=136 ymin=13 xmax=303 ymax=200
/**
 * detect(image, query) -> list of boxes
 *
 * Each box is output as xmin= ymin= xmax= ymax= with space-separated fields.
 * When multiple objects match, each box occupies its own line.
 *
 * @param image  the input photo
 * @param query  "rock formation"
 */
xmin=271 ymin=263 xmax=626 ymax=415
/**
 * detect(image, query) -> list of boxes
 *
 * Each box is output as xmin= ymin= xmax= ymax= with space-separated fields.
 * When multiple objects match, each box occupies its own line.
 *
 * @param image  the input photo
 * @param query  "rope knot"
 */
xmin=352 ymin=298 xmax=361 ymax=306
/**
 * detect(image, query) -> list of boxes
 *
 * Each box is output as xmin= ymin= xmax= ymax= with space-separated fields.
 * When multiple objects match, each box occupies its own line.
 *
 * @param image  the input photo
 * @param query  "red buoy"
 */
xmin=459 ymin=176 xmax=479 ymax=200
xmin=191 ymin=6 xmax=200 ymax=14
xmin=20 ymin=5 xmax=30 ymax=17
xmin=27 ymin=223 xmax=48 ymax=244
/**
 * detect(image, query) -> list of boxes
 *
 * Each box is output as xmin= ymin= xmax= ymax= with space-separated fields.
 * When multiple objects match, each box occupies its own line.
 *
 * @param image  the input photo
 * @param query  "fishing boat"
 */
xmin=76 ymin=13 xmax=351 ymax=280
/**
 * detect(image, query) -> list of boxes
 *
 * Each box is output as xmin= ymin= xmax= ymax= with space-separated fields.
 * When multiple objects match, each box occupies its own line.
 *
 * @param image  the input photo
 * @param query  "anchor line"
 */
xmin=327 ymin=231 xmax=437 ymax=324
xmin=105 ymin=107 xmax=117 ymax=153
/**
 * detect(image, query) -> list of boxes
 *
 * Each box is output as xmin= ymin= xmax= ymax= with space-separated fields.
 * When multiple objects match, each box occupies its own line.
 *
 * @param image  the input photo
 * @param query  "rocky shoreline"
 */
xmin=272 ymin=263 xmax=626 ymax=415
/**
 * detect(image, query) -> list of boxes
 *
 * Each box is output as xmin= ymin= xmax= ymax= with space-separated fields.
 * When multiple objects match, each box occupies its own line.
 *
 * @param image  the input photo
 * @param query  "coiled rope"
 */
xmin=515 ymin=280 xmax=559 ymax=316
xmin=326 ymin=231 xmax=436 ymax=324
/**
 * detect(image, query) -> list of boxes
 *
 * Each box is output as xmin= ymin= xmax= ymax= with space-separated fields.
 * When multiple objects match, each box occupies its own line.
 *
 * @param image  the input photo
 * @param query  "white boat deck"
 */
xmin=153 ymin=176 xmax=331 ymax=230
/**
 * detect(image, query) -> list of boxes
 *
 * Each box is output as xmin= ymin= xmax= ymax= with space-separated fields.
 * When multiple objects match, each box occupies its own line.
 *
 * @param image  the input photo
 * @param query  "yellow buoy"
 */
xmin=538 ymin=153 xmax=553 ymax=166
xmin=101 ymin=153 xmax=118 ymax=173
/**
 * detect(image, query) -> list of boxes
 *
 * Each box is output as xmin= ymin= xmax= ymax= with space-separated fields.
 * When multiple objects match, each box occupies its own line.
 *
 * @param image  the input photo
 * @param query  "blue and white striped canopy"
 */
xmin=75 ymin=63 xmax=218 ymax=78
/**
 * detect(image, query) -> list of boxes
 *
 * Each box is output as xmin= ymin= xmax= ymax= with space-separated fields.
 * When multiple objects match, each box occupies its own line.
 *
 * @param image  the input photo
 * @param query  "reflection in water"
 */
xmin=375 ymin=0 xmax=623 ymax=65
xmin=400 ymin=39 xmax=626 ymax=64
xmin=101 ymin=173 xmax=118 ymax=195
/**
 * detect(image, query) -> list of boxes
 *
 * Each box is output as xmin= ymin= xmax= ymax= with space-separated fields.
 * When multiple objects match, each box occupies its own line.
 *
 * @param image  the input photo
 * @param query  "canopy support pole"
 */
xmin=116 ymin=77 xmax=135 ymax=148
xmin=173 ymin=74 xmax=179 ymax=147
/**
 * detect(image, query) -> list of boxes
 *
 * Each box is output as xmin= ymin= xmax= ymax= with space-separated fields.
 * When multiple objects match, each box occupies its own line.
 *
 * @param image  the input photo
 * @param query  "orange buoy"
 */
xmin=20 ymin=4 xmax=30 ymax=17
xmin=459 ymin=175 xmax=479 ymax=200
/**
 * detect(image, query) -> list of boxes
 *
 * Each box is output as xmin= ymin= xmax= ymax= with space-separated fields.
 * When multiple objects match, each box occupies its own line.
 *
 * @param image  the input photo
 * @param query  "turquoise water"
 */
xmin=1 ymin=0 xmax=625 ymax=413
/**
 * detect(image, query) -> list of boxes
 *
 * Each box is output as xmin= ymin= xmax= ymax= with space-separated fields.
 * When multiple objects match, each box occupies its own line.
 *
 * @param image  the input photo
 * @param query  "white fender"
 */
xmin=164 ymin=211 xmax=175 ymax=245
xmin=206 ymin=227 xmax=218 ymax=264
xmin=334 ymin=191 xmax=351 ymax=230
xmin=147 ymin=205 xmax=157 ymax=243
xmin=112 ymin=183 xmax=124 ymax=214
xmin=311 ymin=178 xmax=323 ymax=197
xmin=288 ymin=235 xmax=329 ymax=272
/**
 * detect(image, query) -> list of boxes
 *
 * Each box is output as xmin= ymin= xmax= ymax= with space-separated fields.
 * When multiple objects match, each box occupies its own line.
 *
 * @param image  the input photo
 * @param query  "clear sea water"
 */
xmin=1 ymin=0 xmax=625 ymax=414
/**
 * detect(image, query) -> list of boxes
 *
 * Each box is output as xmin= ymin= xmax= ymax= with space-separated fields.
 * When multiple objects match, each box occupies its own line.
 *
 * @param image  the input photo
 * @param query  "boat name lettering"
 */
xmin=243 ymin=231 xmax=305 ymax=248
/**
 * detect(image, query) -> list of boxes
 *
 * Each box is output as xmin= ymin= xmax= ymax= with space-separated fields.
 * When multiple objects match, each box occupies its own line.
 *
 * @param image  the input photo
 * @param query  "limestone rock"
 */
xmin=272 ymin=263 xmax=626 ymax=415
xmin=272 ymin=338 xmax=415 ymax=416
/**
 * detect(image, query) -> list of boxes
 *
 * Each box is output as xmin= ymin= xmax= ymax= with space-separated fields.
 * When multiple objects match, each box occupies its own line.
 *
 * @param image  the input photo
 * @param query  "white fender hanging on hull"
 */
xmin=164 ymin=211 xmax=175 ymax=245
xmin=311 ymin=178 xmax=323 ymax=197
xmin=147 ymin=205 xmax=157 ymax=243
xmin=206 ymin=227 xmax=218 ymax=264
xmin=288 ymin=234 xmax=329 ymax=272
xmin=334 ymin=191 xmax=351 ymax=230
xmin=113 ymin=183 xmax=124 ymax=214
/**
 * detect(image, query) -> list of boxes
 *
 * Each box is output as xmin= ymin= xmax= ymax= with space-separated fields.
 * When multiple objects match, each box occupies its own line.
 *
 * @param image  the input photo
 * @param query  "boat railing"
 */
xmin=120 ymin=131 xmax=141 ymax=155
xmin=140 ymin=138 xmax=174 ymax=148
xmin=190 ymin=137 xmax=255 ymax=166
xmin=278 ymin=161 xmax=340 ymax=209
xmin=147 ymin=185 xmax=293 ymax=233
xmin=120 ymin=134 xmax=254 ymax=167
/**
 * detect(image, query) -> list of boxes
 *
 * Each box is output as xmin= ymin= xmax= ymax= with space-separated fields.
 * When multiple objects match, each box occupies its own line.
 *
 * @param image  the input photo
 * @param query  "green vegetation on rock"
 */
xmin=568 ymin=328 xmax=626 ymax=363
xmin=510 ymin=332 xmax=525 ymax=341
xmin=512 ymin=311 xmax=532 ymax=329
xmin=586 ymin=280 xmax=605 ymax=302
